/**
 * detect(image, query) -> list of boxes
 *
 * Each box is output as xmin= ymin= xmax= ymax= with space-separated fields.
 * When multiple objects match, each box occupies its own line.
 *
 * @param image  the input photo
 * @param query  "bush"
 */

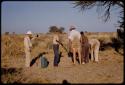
xmin=111 ymin=37 xmax=123 ymax=53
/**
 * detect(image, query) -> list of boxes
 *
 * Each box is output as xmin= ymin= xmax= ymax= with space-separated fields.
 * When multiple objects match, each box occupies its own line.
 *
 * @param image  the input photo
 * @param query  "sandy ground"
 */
xmin=1 ymin=48 xmax=124 ymax=84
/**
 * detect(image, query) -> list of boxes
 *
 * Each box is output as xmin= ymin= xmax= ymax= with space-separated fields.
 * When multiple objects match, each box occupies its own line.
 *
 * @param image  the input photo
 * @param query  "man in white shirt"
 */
xmin=24 ymin=31 xmax=32 ymax=67
xmin=68 ymin=26 xmax=81 ymax=64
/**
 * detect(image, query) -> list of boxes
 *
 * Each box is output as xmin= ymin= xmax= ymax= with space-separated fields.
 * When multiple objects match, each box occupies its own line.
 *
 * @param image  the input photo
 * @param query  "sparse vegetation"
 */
xmin=1 ymin=32 xmax=123 ymax=84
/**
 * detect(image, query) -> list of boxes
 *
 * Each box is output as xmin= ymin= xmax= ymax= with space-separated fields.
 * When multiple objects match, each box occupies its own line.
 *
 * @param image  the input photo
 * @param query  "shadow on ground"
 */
xmin=30 ymin=52 xmax=48 ymax=67
xmin=1 ymin=67 xmax=22 ymax=75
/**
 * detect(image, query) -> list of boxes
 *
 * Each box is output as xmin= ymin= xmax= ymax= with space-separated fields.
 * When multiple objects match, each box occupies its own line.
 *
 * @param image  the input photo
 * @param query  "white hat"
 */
xmin=70 ymin=25 xmax=75 ymax=29
xmin=26 ymin=30 xmax=32 ymax=34
xmin=69 ymin=25 xmax=76 ymax=31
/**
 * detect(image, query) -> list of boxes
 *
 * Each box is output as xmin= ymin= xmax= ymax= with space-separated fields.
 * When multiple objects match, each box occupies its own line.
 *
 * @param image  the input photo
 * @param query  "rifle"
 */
xmin=56 ymin=40 xmax=68 ymax=53
xmin=56 ymin=40 xmax=73 ymax=57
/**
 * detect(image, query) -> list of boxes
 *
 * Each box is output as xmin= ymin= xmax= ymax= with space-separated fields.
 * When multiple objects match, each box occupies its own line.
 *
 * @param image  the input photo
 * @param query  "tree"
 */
xmin=5 ymin=32 xmax=9 ymax=35
xmin=73 ymin=1 xmax=124 ymax=23
xmin=118 ymin=10 xmax=124 ymax=29
xmin=73 ymin=1 xmax=124 ymax=53
xmin=12 ymin=32 xmax=16 ymax=35
xmin=49 ymin=26 xmax=65 ymax=33
xmin=59 ymin=27 xmax=65 ymax=33
xmin=49 ymin=26 xmax=59 ymax=33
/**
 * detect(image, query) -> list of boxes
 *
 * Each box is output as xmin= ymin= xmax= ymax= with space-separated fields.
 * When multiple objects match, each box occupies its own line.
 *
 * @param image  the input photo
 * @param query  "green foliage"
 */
xmin=49 ymin=26 xmax=65 ymax=33
xmin=49 ymin=26 xmax=58 ymax=33
xmin=118 ymin=10 xmax=124 ymax=29
xmin=111 ymin=37 xmax=123 ymax=54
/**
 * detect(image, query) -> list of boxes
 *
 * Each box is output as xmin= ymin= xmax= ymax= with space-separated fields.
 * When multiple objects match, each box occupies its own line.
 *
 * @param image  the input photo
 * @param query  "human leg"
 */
xmin=85 ymin=43 xmax=90 ymax=63
xmin=94 ymin=44 xmax=100 ymax=62
xmin=78 ymin=48 xmax=82 ymax=64
xmin=53 ymin=44 xmax=59 ymax=66
xmin=25 ymin=51 xmax=31 ymax=67
xmin=73 ymin=48 xmax=76 ymax=64
xmin=90 ymin=46 xmax=94 ymax=61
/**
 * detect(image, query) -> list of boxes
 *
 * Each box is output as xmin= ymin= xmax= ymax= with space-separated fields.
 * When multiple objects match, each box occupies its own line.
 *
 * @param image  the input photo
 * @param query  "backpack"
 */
xmin=40 ymin=55 xmax=49 ymax=68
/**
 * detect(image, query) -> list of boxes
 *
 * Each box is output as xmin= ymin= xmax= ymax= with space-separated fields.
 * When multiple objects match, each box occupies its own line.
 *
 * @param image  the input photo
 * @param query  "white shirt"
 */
xmin=24 ymin=36 xmax=32 ymax=51
xmin=53 ymin=34 xmax=59 ymax=44
xmin=68 ymin=30 xmax=81 ymax=41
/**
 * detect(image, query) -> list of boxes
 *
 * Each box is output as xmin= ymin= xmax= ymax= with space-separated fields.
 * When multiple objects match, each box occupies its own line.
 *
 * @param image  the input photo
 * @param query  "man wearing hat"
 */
xmin=24 ymin=31 xmax=33 ymax=67
xmin=68 ymin=26 xmax=81 ymax=64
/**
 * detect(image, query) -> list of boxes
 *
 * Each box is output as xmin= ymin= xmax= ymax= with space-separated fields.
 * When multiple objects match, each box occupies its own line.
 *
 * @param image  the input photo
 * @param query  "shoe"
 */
xmin=94 ymin=61 xmax=99 ymax=63
xmin=82 ymin=62 xmax=85 ymax=64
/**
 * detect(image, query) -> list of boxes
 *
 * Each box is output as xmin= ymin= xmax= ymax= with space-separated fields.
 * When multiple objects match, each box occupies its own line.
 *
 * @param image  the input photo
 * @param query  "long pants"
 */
xmin=53 ymin=44 xmax=59 ymax=66
xmin=91 ymin=44 xmax=100 ymax=62
xmin=25 ymin=50 xmax=31 ymax=67
xmin=81 ymin=43 xmax=90 ymax=63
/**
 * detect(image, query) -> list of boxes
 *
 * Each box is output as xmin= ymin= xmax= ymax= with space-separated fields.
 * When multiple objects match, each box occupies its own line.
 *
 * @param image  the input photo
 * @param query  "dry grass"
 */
xmin=1 ymin=32 xmax=123 ymax=84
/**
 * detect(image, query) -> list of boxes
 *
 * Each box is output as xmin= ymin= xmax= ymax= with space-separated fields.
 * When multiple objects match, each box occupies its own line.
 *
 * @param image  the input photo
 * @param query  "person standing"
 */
xmin=80 ymin=31 xmax=90 ymax=64
xmin=24 ymin=31 xmax=33 ymax=67
xmin=53 ymin=31 xmax=60 ymax=67
xmin=68 ymin=26 xmax=81 ymax=64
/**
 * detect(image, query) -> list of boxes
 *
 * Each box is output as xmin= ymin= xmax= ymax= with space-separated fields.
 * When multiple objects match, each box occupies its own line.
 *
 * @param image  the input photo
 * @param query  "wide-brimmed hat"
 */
xmin=69 ymin=26 xmax=76 ymax=31
xmin=26 ymin=30 xmax=32 ymax=34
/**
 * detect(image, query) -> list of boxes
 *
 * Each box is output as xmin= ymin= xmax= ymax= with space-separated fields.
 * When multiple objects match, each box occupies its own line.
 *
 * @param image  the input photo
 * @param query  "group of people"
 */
xmin=68 ymin=26 xmax=90 ymax=65
xmin=24 ymin=26 xmax=94 ymax=67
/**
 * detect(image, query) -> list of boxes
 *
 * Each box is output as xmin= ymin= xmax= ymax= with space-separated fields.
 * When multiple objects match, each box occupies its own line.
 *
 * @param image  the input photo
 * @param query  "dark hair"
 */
xmin=36 ymin=34 xmax=39 ymax=37
xmin=55 ymin=30 xmax=59 ymax=33
xmin=80 ymin=31 xmax=84 ymax=35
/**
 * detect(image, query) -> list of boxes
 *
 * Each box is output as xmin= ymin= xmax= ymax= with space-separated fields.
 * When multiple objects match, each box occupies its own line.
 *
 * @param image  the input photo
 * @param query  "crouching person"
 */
xmin=89 ymin=39 xmax=100 ymax=62
xmin=40 ymin=53 xmax=49 ymax=68
xmin=24 ymin=31 xmax=33 ymax=67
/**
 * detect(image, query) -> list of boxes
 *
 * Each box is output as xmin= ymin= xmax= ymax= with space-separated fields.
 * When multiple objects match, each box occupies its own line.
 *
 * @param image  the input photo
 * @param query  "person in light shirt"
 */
xmin=68 ymin=26 xmax=81 ymax=64
xmin=53 ymin=31 xmax=60 ymax=67
xmin=24 ymin=31 xmax=32 ymax=67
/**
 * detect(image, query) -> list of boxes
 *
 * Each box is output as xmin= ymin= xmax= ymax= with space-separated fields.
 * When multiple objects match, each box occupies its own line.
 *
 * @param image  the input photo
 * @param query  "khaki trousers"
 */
xmin=25 ymin=50 xmax=31 ymax=67
xmin=72 ymin=41 xmax=81 ymax=64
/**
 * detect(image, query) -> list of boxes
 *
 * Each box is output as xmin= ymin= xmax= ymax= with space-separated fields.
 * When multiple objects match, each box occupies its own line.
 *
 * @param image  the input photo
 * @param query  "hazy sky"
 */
xmin=2 ymin=1 xmax=120 ymax=34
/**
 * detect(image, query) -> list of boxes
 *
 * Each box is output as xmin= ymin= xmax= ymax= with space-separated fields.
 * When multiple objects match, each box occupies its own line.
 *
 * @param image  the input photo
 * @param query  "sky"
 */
xmin=1 ymin=1 xmax=121 ymax=34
